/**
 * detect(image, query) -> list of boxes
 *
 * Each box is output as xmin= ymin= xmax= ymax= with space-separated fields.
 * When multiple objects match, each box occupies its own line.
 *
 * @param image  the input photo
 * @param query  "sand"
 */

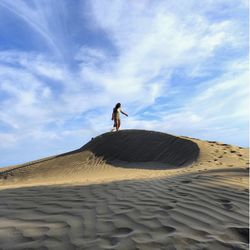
xmin=0 ymin=130 xmax=249 ymax=250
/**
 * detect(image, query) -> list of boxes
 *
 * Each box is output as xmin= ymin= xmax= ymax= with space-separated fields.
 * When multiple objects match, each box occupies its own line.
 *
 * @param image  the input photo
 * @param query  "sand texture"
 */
xmin=0 ymin=130 xmax=249 ymax=250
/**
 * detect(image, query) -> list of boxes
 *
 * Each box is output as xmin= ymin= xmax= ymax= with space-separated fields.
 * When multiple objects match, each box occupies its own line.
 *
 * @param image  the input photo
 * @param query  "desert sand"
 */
xmin=0 ymin=129 xmax=249 ymax=250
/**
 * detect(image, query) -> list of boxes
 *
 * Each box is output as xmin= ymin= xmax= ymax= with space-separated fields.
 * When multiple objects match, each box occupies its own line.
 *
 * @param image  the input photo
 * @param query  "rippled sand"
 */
xmin=0 ymin=131 xmax=248 ymax=249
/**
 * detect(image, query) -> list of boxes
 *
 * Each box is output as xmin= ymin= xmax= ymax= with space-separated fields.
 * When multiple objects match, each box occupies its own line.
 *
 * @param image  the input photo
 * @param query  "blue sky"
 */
xmin=0 ymin=0 xmax=248 ymax=167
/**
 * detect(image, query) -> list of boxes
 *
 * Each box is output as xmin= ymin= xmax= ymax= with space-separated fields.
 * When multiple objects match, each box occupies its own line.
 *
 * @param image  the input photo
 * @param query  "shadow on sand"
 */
xmin=0 ymin=168 xmax=248 ymax=250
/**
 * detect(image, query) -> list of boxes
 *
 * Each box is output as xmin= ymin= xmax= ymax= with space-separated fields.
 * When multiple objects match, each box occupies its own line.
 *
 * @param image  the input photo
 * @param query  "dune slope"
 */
xmin=81 ymin=130 xmax=199 ymax=166
xmin=0 ymin=130 xmax=199 ymax=185
xmin=0 ymin=130 xmax=248 ymax=250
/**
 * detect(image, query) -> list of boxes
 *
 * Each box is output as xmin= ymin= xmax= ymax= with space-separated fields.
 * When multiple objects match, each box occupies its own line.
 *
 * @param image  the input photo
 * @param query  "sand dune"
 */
xmin=0 ymin=130 xmax=200 ymax=186
xmin=0 ymin=130 xmax=248 ymax=249
xmin=81 ymin=130 xmax=199 ymax=167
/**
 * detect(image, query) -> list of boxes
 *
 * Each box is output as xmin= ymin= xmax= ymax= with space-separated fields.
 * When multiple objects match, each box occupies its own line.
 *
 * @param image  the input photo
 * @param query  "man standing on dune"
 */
xmin=111 ymin=103 xmax=128 ymax=132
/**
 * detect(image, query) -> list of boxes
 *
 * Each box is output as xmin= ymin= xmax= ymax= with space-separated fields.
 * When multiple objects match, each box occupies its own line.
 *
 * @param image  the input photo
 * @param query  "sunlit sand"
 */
xmin=0 ymin=130 xmax=248 ymax=249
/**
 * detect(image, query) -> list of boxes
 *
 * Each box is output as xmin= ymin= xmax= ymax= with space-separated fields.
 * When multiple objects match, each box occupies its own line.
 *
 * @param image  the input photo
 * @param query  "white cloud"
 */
xmin=0 ymin=50 xmax=114 ymax=152
xmin=75 ymin=46 xmax=107 ymax=65
xmin=0 ymin=1 xmax=57 ymax=52
xmin=0 ymin=0 xmax=248 ymax=166
xmin=0 ymin=0 xmax=73 ymax=59
xmin=124 ymin=59 xmax=249 ymax=145
xmin=0 ymin=51 xmax=67 ymax=80
xmin=83 ymin=0 xmax=245 ymax=105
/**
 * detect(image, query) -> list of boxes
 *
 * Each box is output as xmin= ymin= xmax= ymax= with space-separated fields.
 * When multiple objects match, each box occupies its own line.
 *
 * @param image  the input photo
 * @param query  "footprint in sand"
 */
xmin=180 ymin=180 xmax=192 ymax=184
xmin=217 ymin=199 xmax=233 ymax=210
xmin=222 ymin=203 xmax=233 ymax=209
xmin=109 ymin=228 xmax=133 ymax=246
xmin=155 ymin=225 xmax=176 ymax=234
xmin=177 ymin=192 xmax=189 ymax=197
xmin=113 ymin=227 xmax=133 ymax=237
xmin=161 ymin=205 xmax=174 ymax=211
xmin=218 ymin=198 xmax=230 ymax=203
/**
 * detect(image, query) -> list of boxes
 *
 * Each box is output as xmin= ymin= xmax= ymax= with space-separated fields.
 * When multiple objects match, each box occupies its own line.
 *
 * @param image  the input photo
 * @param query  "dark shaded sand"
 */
xmin=0 ymin=130 xmax=199 ymax=184
xmin=81 ymin=130 xmax=200 ymax=168
xmin=0 ymin=129 xmax=249 ymax=249
xmin=0 ymin=169 xmax=248 ymax=250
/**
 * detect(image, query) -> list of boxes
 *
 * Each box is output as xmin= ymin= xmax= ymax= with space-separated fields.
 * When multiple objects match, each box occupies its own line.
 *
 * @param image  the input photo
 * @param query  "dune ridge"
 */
xmin=0 ymin=130 xmax=248 ymax=249
xmin=0 ymin=130 xmax=199 ymax=185
xmin=81 ymin=130 xmax=200 ymax=167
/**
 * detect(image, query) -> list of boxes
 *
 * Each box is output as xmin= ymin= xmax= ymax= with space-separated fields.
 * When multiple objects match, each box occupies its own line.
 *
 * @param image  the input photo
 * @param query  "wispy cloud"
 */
xmin=0 ymin=0 xmax=248 ymax=166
